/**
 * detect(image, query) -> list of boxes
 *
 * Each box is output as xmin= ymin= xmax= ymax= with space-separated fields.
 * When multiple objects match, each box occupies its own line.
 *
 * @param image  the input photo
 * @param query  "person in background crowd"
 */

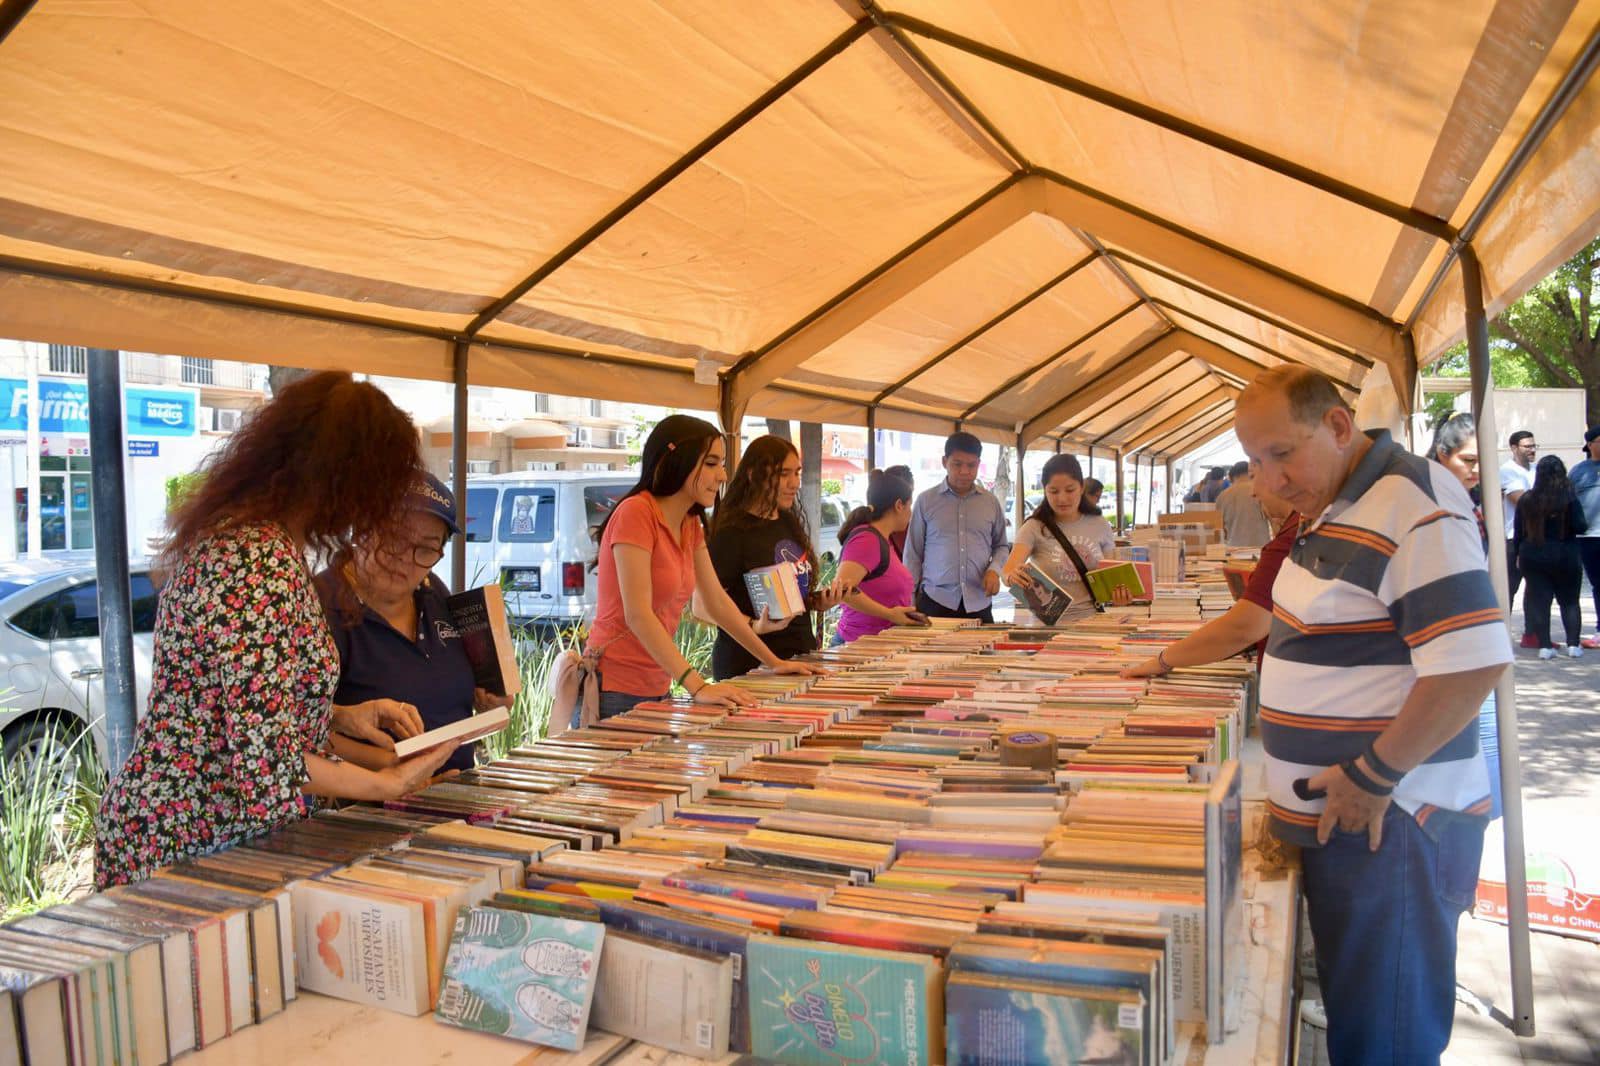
xmin=1426 ymin=412 xmax=1502 ymax=818
xmin=1002 ymin=454 xmax=1117 ymax=623
xmin=588 ymin=416 xmax=821 ymax=718
xmin=1237 ymin=365 xmax=1508 ymax=1065
xmin=904 ymin=432 xmax=1009 ymax=624
xmin=1571 ymin=426 xmax=1600 ymax=648
xmin=96 ymin=372 xmax=460 ymax=889
xmin=1122 ymin=469 xmax=1297 ymax=676
xmin=835 ymin=469 xmax=926 ymax=643
xmin=1501 ymin=429 xmax=1537 ymax=646
xmin=1081 ymin=477 xmax=1105 ymax=515
xmin=707 ymin=435 xmax=843 ymax=679
xmin=1216 ymin=459 xmax=1271 ymax=547
xmin=1185 ymin=466 xmax=1226 ymax=503
xmin=883 ymin=464 xmax=914 ymax=557
xmin=316 ymin=474 xmax=513 ymax=775
xmin=1515 ymin=455 xmax=1588 ymax=660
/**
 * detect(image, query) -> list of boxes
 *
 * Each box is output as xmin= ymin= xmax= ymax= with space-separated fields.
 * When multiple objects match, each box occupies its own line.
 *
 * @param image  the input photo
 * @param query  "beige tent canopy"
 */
xmin=4 ymin=1 xmax=1599 ymax=463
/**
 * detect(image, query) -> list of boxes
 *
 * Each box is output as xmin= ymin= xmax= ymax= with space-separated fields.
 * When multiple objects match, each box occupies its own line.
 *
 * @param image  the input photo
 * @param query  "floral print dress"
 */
xmin=94 ymin=522 xmax=338 ymax=888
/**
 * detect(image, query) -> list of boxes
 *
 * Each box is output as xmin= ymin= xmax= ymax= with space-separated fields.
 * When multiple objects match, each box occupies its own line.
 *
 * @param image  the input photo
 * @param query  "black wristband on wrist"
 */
xmin=1340 ymin=757 xmax=1394 ymax=797
xmin=1362 ymin=742 xmax=1405 ymax=784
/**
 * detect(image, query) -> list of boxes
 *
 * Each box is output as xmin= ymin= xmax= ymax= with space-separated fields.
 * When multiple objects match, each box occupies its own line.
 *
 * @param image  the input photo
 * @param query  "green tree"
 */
xmin=1423 ymin=236 xmax=1599 ymax=426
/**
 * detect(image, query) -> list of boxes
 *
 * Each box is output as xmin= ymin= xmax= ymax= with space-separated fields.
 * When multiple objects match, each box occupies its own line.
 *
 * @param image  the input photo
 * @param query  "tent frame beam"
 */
xmin=1157 ymin=409 xmax=1236 ymax=459
xmin=1087 ymin=372 xmax=1223 ymax=445
xmin=886 ymin=14 xmax=1457 ymax=242
xmin=1154 ymin=301 xmax=1367 ymax=390
xmin=957 ymin=300 xmax=1144 ymax=420
xmin=460 ymin=19 xmax=873 ymax=338
xmin=1124 ymin=396 xmax=1235 ymax=456
xmin=1111 ymin=250 xmax=1375 ymax=370
xmin=871 ymin=250 xmax=1100 ymax=404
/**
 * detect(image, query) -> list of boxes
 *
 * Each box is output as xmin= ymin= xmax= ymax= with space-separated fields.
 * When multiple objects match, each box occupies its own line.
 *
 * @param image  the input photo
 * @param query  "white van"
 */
xmin=434 ymin=472 xmax=635 ymax=627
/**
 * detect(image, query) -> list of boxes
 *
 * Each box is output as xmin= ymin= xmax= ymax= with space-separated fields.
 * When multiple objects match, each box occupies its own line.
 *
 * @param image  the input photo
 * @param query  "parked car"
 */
xmin=818 ymin=495 xmax=851 ymax=562
xmin=432 ymin=471 xmax=635 ymax=628
xmin=0 ymin=558 xmax=157 ymax=779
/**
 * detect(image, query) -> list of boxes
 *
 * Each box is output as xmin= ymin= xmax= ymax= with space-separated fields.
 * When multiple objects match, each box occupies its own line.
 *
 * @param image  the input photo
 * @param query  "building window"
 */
xmin=582 ymin=462 xmax=612 ymax=471
xmin=181 ymin=357 xmax=215 ymax=385
xmin=525 ymin=461 xmax=557 ymax=471
xmin=447 ymin=459 xmax=499 ymax=476
xmin=587 ymin=398 xmax=604 ymax=417
xmin=47 ymin=344 xmax=89 ymax=375
xmin=534 ymin=393 xmax=551 ymax=414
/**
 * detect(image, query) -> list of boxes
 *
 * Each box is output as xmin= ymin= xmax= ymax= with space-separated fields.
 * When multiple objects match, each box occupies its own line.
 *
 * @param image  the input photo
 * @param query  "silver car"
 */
xmin=0 ymin=559 xmax=156 ymax=778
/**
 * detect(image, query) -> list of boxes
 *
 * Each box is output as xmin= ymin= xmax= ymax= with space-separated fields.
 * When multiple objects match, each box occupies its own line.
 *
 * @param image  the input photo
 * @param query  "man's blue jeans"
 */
xmin=1300 ymin=806 xmax=1484 ymax=1065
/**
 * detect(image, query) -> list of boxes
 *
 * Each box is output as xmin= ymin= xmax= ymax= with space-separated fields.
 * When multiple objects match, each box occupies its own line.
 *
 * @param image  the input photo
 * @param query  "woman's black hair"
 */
xmin=838 ymin=468 xmax=913 ymax=547
xmin=1426 ymin=412 xmax=1476 ymax=461
xmin=1028 ymin=453 xmax=1085 ymax=533
xmin=711 ymin=435 xmax=816 ymax=565
xmin=591 ymin=414 xmax=721 ymax=558
xmin=1518 ymin=454 xmax=1575 ymax=545
xmin=1080 ymin=476 xmax=1104 ymax=515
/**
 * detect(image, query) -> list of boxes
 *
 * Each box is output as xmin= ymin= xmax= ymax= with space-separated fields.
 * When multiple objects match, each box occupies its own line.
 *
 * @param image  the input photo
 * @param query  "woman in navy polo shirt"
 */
xmin=316 ymin=474 xmax=511 ymax=773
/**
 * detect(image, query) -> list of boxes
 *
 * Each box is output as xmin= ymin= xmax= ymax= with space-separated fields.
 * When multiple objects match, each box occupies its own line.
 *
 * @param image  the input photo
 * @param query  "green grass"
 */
xmin=475 ymin=624 xmax=585 ymax=761
xmin=0 ymin=718 xmax=102 ymax=921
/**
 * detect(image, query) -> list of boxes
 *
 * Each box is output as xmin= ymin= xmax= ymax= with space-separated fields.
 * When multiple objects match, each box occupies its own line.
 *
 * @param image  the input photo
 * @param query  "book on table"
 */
xmin=446 ymin=583 xmax=523 ymax=697
xmin=434 ymin=905 xmax=605 ymax=1050
xmin=1008 ymin=560 xmax=1076 ymax=625
xmin=744 ymin=561 xmax=805 ymax=620
xmin=588 ymin=929 xmax=734 ymax=1059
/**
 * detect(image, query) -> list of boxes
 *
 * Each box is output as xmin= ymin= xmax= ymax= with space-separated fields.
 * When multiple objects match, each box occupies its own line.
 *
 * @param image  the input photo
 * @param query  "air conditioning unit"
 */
xmin=571 ymin=426 xmax=593 ymax=447
xmin=214 ymin=408 xmax=245 ymax=432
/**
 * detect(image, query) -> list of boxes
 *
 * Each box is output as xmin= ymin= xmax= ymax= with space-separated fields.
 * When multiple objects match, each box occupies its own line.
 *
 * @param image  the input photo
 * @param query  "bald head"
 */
xmin=1239 ymin=365 xmax=1350 ymax=425
xmin=1235 ymin=366 xmax=1369 ymax=520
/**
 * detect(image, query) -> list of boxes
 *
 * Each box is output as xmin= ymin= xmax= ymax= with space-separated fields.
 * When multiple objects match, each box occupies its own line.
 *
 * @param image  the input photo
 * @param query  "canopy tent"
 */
xmin=4 ymin=1 xmax=1597 ymax=464
xmin=5 ymin=2 xmax=1600 ymax=1042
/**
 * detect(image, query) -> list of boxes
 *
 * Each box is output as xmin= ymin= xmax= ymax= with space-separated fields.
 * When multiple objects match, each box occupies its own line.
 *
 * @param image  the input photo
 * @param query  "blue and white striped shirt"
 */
xmin=1260 ymin=431 xmax=1512 ymax=847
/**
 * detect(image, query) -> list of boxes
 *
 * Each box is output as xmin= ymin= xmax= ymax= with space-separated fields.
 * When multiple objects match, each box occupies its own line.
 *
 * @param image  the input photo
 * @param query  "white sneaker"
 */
xmin=1538 ymin=647 xmax=1556 ymax=660
xmin=1568 ymin=645 xmax=1583 ymax=659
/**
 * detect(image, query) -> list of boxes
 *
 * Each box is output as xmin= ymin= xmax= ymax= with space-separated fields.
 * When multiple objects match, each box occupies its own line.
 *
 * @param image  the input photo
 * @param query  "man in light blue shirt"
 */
xmin=904 ymin=432 xmax=1009 ymax=623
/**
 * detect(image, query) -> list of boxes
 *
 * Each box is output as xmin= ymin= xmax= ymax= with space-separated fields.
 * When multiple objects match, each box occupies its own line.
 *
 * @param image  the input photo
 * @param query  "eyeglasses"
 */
xmin=411 ymin=544 xmax=445 ymax=567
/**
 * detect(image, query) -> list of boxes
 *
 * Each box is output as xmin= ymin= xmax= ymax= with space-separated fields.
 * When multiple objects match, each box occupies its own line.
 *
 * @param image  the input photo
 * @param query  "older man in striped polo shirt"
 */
xmin=1236 ymin=366 xmax=1511 ymax=1066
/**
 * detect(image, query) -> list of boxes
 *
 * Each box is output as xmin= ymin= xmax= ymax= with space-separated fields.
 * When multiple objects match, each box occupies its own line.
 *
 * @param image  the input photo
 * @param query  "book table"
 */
xmin=184 ymin=804 xmax=1300 ymax=1066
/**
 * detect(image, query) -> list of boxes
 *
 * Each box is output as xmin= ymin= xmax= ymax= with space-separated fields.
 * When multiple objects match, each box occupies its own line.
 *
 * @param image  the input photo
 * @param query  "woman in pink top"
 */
xmin=587 ymin=415 xmax=820 ymax=718
xmin=835 ymin=469 xmax=928 ymax=643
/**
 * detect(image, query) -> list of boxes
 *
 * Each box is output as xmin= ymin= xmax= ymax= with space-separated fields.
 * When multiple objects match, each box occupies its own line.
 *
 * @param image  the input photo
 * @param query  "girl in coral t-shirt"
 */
xmin=587 ymin=415 xmax=821 ymax=718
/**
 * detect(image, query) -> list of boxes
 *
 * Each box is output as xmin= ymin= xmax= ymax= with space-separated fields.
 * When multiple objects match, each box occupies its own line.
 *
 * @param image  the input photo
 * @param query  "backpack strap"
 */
xmin=845 ymin=526 xmax=893 ymax=582
xmin=1040 ymin=517 xmax=1104 ymax=613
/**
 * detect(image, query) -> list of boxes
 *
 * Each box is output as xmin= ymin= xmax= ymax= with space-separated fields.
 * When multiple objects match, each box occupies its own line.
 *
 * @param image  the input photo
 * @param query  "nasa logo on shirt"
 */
xmin=777 ymin=538 xmax=813 ymax=597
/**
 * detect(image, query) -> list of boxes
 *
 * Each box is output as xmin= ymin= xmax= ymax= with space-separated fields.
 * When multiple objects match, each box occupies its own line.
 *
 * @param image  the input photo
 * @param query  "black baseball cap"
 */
xmin=1586 ymin=426 xmax=1600 ymax=444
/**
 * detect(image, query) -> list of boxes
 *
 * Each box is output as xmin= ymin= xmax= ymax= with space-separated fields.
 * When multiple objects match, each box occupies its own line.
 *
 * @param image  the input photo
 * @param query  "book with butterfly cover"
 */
xmin=290 ymin=881 xmax=430 ymax=1016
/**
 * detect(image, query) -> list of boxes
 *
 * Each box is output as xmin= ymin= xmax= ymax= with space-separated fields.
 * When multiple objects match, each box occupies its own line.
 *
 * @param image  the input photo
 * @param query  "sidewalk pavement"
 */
xmin=1445 ymin=632 xmax=1600 ymax=1065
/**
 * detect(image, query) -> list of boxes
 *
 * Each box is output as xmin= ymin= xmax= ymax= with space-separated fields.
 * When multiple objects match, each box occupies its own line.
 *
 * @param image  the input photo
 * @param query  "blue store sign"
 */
xmin=0 ymin=378 xmax=197 ymax=437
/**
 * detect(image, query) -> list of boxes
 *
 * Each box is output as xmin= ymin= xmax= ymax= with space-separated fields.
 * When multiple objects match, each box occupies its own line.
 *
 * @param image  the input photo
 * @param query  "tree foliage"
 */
xmin=1428 ymin=237 xmax=1600 ymax=426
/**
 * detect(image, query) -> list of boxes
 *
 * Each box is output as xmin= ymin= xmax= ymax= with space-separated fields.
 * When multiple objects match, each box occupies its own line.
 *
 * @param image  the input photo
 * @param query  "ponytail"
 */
xmin=837 ymin=468 xmax=913 ymax=547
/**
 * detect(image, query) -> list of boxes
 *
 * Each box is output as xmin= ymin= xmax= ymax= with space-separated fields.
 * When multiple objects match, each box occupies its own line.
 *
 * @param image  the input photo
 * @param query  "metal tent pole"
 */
xmin=85 ymin=348 xmax=138 ymax=774
xmin=1165 ymin=460 xmax=1173 ymax=513
xmin=1459 ymin=244 xmax=1535 ymax=1037
xmin=1014 ymin=433 xmax=1026 ymax=532
xmin=450 ymin=341 xmax=469 ymax=593
xmin=866 ymin=406 xmax=878 ymax=471
xmin=1113 ymin=450 xmax=1125 ymax=533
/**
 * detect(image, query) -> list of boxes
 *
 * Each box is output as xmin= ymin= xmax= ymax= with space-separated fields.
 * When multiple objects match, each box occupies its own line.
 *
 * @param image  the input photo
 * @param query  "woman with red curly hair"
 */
xmin=95 ymin=372 xmax=458 ymax=888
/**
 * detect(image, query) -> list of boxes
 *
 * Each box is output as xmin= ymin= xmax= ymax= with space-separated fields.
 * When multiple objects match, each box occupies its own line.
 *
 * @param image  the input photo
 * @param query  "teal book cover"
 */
xmin=435 ymin=905 xmax=605 ymax=1050
xmin=748 ymin=935 xmax=941 ymax=1066
xmin=945 ymin=971 xmax=1144 ymax=1066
